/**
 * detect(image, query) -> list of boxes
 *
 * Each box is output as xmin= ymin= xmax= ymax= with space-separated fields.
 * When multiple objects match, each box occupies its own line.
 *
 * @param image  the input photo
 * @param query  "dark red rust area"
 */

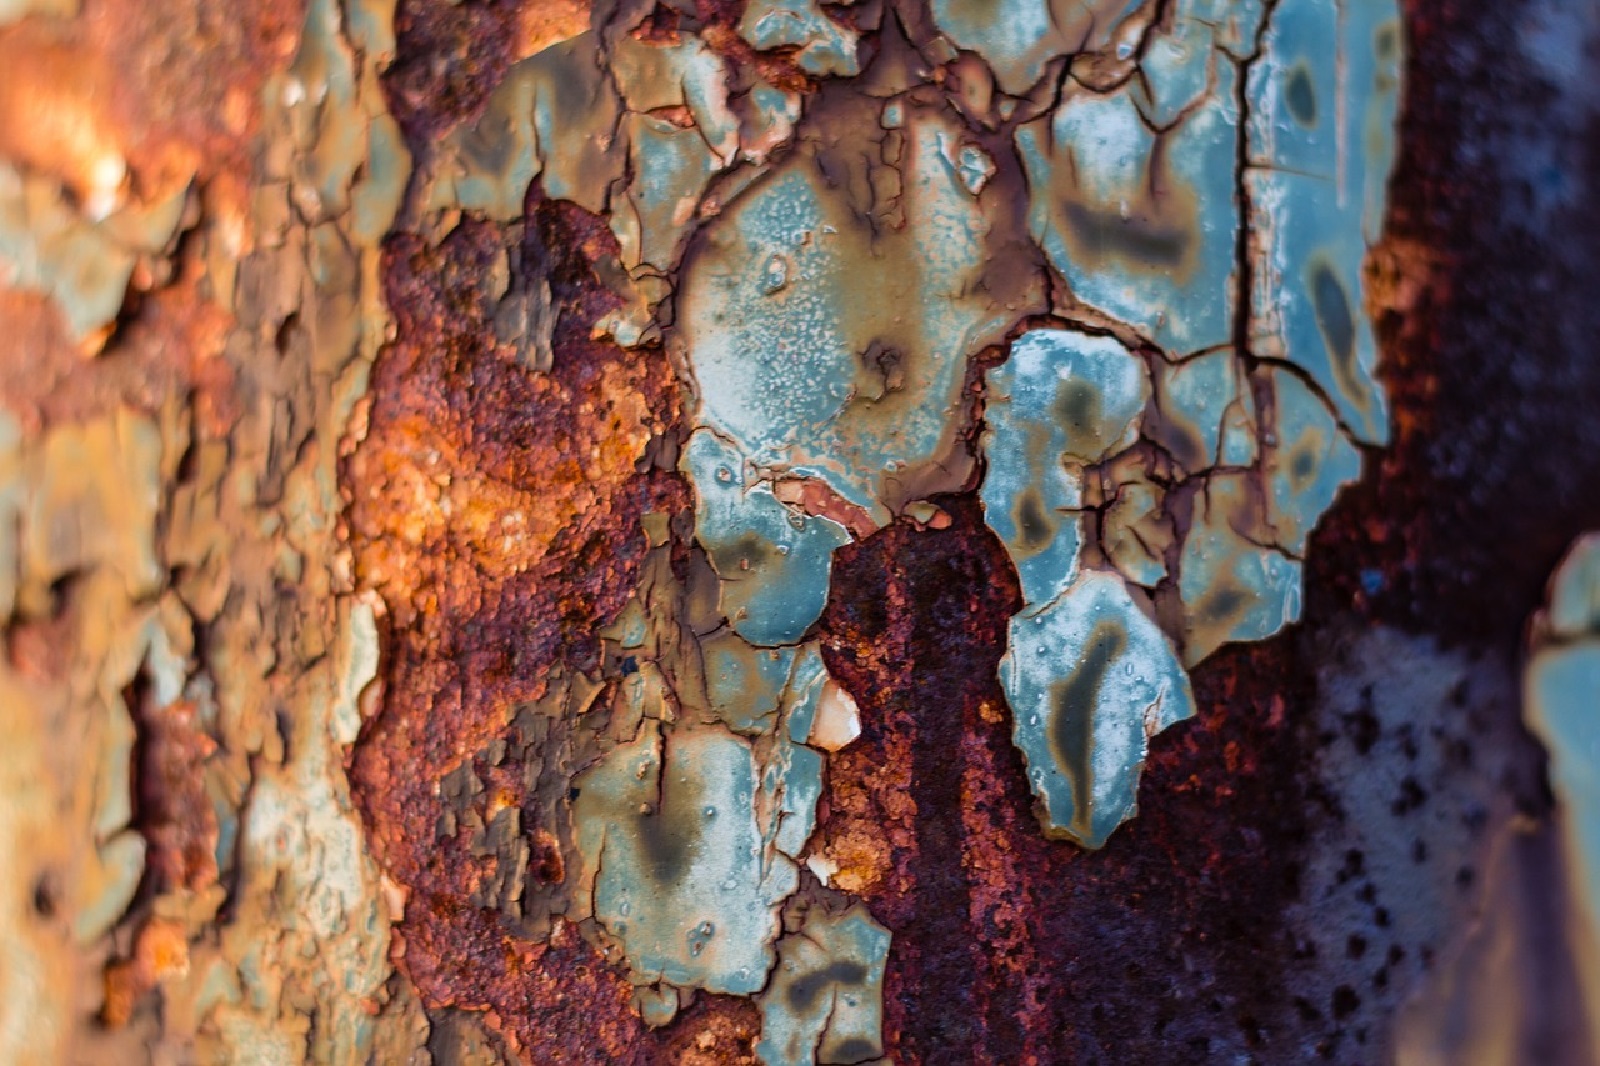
xmin=346 ymin=203 xmax=691 ymax=1060
xmin=1305 ymin=0 xmax=1600 ymax=647
xmin=132 ymin=698 xmax=221 ymax=895
xmin=384 ymin=0 xmax=537 ymax=144
xmin=817 ymin=500 xmax=1322 ymax=1063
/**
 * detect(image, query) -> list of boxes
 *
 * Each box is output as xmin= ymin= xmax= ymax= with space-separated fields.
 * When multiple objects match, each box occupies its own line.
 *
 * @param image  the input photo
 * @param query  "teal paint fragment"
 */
xmin=678 ymin=100 xmax=1040 ymax=523
xmin=1245 ymin=0 xmax=1403 ymax=443
xmin=574 ymin=722 xmax=796 ymax=996
xmin=762 ymin=735 xmax=824 ymax=860
xmin=756 ymin=905 xmax=891 ymax=1066
xmin=1103 ymin=478 xmax=1169 ymax=588
xmin=701 ymin=628 xmax=797 ymax=735
xmin=1527 ymin=644 xmax=1600 ymax=936
xmin=1017 ymin=61 xmax=1241 ymax=355
xmin=1177 ymin=473 xmax=1304 ymax=664
xmin=615 ymin=117 xmax=720 ymax=274
xmin=739 ymin=0 xmax=860 ymax=77
xmin=1133 ymin=14 xmax=1215 ymax=130
xmin=432 ymin=33 xmax=623 ymax=220
xmin=1147 ymin=347 xmax=1244 ymax=475
xmin=981 ymin=328 xmax=1147 ymax=605
xmin=927 ymin=0 xmax=1143 ymax=96
xmin=1262 ymin=367 xmax=1364 ymax=555
xmin=783 ymin=643 xmax=829 ymax=746
xmin=1549 ymin=535 xmax=1600 ymax=638
xmin=999 ymin=570 xmax=1195 ymax=849
xmin=683 ymin=429 xmax=850 ymax=647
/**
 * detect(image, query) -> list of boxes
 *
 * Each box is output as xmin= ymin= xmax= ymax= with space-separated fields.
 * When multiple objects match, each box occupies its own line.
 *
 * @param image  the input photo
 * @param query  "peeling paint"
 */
xmin=1 ymin=0 xmax=1411 ymax=1057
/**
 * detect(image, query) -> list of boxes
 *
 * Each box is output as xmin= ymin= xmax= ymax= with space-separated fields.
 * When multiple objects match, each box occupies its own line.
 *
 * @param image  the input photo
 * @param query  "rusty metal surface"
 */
xmin=1 ymin=0 xmax=1598 ymax=1063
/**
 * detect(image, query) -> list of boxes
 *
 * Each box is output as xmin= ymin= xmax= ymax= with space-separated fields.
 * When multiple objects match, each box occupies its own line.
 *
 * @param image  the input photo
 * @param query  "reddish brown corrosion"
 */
xmin=345 ymin=203 xmax=716 ymax=1058
xmin=0 ymin=0 xmax=296 ymax=427
xmin=132 ymin=698 xmax=221 ymax=895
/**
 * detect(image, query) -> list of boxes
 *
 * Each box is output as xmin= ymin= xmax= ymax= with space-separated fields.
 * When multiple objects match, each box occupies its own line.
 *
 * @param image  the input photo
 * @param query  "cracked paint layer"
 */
xmin=0 ymin=0 xmax=426 ymax=1060
xmin=347 ymin=0 xmax=1403 ymax=1057
xmin=0 ymin=0 xmax=1400 ymax=1059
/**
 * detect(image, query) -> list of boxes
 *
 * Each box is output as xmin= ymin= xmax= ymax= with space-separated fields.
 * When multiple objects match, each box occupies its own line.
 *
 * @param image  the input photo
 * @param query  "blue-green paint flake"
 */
xmin=1177 ymin=472 xmax=1304 ymax=665
xmin=1548 ymin=536 xmax=1600 ymax=638
xmin=981 ymin=329 xmax=1147 ymax=606
xmin=573 ymin=721 xmax=796 ymax=997
xmin=1526 ymin=537 xmax=1600 ymax=949
xmin=683 ymin=429 xmax=850 ymax=647
xmin=1132 ymin=13 xmax=1215 ymax=130
xmin=700 ymin=628 xmax=797 ymax=735
xmin=1000 ymin=570 xmax=1195 ymax=848
xmin=678 ymin=101 xmax=1042 ymax=524
xmin=739 ymin=0 xmax=861 ymax=78
xmin=1261 ymin=367 xmax=1364 ymax=555
xmin=1017 ymin=61 xmax=1241 ymax=355
xmin=755 ymin=905 xmax=891 ymax=1066
xmin=1245 ymin=0 xmax=1402 ymax=443
xmin=1148 ymin=347 xmax=1246 ymax=475
xmin=926 ymin=0 xmax=1144 ymax=96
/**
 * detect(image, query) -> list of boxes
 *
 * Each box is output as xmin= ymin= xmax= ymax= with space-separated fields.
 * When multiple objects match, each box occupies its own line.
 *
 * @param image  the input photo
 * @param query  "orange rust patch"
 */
xmin=347 ymin=203 xmax=689 ymax=1058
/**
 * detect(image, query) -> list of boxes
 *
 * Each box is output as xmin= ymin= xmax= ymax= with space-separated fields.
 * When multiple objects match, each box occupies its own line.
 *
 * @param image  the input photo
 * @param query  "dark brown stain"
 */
xmin=1053 ymin=377 xmax=1103 ymax=442
xmin=1048 ymin=621 xmax=1126 ymax=837
xmin=1063 ymin=199 xmax=1195 ymax=276
xmin=1286 ymin=63 xmax=1318 ymax=128
xmin=1290 ymin=438 xmax=1319 ymax=487
xmin=829 ymin=1036 xmax=880 ymax=1063
xmin=710 ymin=529 xmax=775 ymax=577
xmin=1196 ymin=579 xmax=1246 ymax=630
xmin=636 ymin=744 xmax=706 ymax=890
xmin=1014 ymin=487 xmax=1053 ymax=552
xmin=787 ymin=960 xmax=870 ymax=1012
xmin=1308 ymin=257 xmax=1359 ymax=402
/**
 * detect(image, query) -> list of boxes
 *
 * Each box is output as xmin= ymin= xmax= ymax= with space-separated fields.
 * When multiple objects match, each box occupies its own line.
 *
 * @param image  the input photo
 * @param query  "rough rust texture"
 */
xmin=346 ymin=204 xmax=697 ymax=1060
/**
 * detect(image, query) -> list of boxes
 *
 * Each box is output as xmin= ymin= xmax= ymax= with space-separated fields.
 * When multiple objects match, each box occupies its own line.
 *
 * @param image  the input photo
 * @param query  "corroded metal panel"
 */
xmin=3 ymin=0 xmax=1600 ymax=1063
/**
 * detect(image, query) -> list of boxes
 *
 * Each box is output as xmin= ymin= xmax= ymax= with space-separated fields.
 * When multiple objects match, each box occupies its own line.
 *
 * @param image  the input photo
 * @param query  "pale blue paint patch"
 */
xmin=1000 ymin=570 xmax=1195 ymax=849
xmin=701 ymin=628 xmax=797 ymax=735
xmin=680 ymin=103 xmax=1039 ymax=521
xmin=756 ymin=905 xmax=891 ymax=1066
xmin=1178 ymin=472 xmax=1304 ymax=664
xmin=1547 ymin=534 xmax=1600 ymax=639
xmin=927 ymin=0 xmax=1144 ymax=96
xmin=574 ymin=722 xmax=796 ymax=996
xmin=783 ymin=643 xmax=829 ymax=746
xmin=1133 ymin=14 xmax=1215 ymax=130
xmin=1147 ymin=347 xmax=1242 ymax=475
xmin=1017 ymin=61 xmax=1241 ymax=355
xmin=981 ymin=329 xmax=1147 ymax=605
xmin=1245 ymin=0 xmax=1402 ymax=443
xmin=1527 ymin=644 xmax=1600 ymax=935
xmin=683 ymin=429 xmax=850 ymax=647
xmin=738 ymin=0 xmax=860 ymax=77
xmin=1262 ymin=366 xmax=1364 ymax=555
xmin=761 ymin=736 xmax=824 ymax=860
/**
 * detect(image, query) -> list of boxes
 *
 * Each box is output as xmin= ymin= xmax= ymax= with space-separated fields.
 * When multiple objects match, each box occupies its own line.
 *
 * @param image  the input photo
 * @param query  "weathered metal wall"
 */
xmin=0 ymin=0 xmax=1597 ymax=1064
